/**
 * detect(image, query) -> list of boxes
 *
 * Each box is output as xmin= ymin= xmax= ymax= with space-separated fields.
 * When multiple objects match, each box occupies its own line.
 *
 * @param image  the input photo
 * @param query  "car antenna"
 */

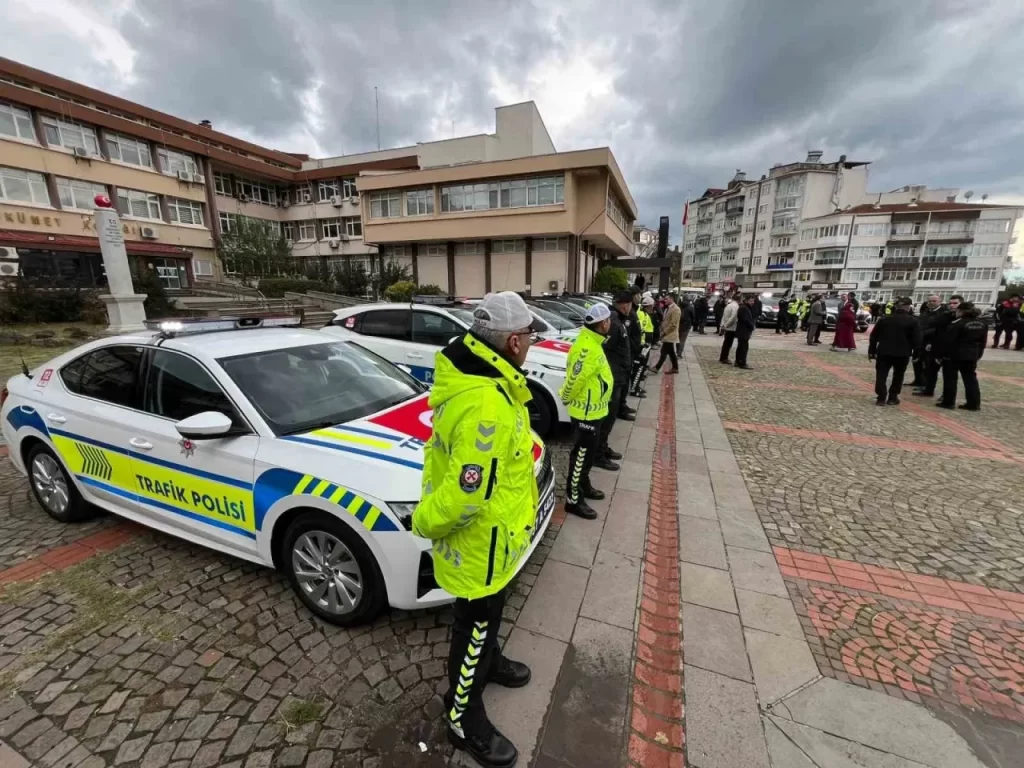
xmin=16 ymin=336 xmax=32 ymax=379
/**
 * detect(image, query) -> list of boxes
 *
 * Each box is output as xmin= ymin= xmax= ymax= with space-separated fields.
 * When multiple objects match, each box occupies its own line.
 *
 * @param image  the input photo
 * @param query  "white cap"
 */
xmin=584 ymin=302 xmax=611 ymax=324
xmin=641 ymin=296 xmax=654 ymax=307
xmin=642 ymin=291 xmax=654 ymax=301
xmin=473 ymin=291 xmax=537 ymax=332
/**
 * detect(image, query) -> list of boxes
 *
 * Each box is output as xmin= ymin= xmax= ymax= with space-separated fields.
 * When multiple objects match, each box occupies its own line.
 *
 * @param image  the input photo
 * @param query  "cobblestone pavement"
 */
xmin=0 ymin=436 xmax=573 ymax=767
xmin=696 ymin=341 xmax=1024 ymax=739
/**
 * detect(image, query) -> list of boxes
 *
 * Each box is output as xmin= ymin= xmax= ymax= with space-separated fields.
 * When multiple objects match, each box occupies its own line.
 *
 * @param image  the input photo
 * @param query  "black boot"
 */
xmin=604 ymin=447 xmax=623 ymax=461
xmin=488 ymin=656 xmax=532 ymax=688
xmin=565 ymin=501 xmax=598 ymax=520
xmin=449 ymin=726 xmax=519 ymax=768
xmin=582 ymin=483 xmax=605 ymax=501
xmin=593 ymin=456 xmax=620 ymax=472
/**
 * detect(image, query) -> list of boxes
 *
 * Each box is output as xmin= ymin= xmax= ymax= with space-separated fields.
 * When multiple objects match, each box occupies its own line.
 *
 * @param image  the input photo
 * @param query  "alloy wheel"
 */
xmin=31 ymin=454 xmax=69 ymax=516
xmin=291 ymin=530 xmax=364 ymax=616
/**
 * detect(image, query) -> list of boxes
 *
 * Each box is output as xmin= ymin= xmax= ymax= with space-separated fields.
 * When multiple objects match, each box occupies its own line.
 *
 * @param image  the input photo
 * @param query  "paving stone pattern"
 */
xmin=0 ymin=436 xmax=573 ymax=767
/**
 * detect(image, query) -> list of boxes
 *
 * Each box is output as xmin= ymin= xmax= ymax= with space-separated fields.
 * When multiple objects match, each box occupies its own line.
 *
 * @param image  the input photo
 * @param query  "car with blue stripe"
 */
xmin=1 ymin=317 xmax=556 ymax=626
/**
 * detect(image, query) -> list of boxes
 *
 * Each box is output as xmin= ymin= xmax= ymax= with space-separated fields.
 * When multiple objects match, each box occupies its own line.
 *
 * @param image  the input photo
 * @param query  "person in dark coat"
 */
xmin=776 ymin=296 xmax=790 ymax=334
xmin=678 ymin=295 xmax=695 ymax=355
xmin=713 ymin=295 xmax=727 ymax=335
xmin=868 ymin=298 xmax=922 ymax=406
xmin=993 ymin=295 xmax=1021 ymax=349
xmin=734 ymin=295 xmax=757 ymax=369
xmin=911 ymin=295 xmax=948 ymax=389
xmin=596 ymin=291 xmax=635 ymax=471
xmin=914 ymin=295 xmax=961 ymax=397
xmin=693 ymin=294 xmax=709 ymax=334
xmin=937 ymin=302 xmax=988 ymax=411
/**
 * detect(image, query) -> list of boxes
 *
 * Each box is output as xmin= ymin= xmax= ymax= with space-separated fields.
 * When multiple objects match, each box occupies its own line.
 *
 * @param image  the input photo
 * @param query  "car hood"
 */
xmin=271 ymin=393 xmax=546 ymax=503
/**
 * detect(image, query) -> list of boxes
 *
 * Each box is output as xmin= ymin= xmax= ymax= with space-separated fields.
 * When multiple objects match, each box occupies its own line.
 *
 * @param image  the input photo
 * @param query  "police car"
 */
xmin=1 ymin=316 xmax=556 ymax=627
xmin=322 ymin=300 xmax=575 ymax=436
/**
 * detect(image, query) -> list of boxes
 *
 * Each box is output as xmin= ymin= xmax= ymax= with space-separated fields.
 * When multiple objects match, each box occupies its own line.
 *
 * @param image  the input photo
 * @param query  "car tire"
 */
xmin=26 ymin=443 xmax=90 ymax=523
xmin=282 ymin=512 xmax=387 ymax=627
xmin=527 ymin=385 xmax=554 ymax=437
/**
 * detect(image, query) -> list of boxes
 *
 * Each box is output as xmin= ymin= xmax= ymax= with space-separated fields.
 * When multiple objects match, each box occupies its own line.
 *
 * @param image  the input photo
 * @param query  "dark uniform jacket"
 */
xmin=942 ymin=317 xmax=988 ymax=362
xmin=868 ymin=311 xmax=922 ymax=358
xmin=604 ymin=308 xmax=632 ymax=382
xmin=680 ymin=303 xmax=695 ymax=331
xmin=997 ymin=301 xmax=1021 ymax=327
xmin=917 ymin=305 xmax=950 ymax=345
xmin=627 ymin=307 xmax=643 ymax=357
xmin=930 ymin=307 xmax=958 ymax=357
xmin=736 ymin=305 xmax=757 ymax=340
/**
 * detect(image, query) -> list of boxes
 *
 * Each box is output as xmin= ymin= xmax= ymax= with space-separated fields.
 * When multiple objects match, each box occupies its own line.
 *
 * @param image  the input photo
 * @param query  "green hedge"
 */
xmin=258 ymin=278 xmax=336 ymax=298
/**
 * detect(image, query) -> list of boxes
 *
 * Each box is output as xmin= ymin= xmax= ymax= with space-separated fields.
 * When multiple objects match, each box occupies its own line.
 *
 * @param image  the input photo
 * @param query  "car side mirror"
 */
xmin=175 ymin=411 xmax=234 ymax=440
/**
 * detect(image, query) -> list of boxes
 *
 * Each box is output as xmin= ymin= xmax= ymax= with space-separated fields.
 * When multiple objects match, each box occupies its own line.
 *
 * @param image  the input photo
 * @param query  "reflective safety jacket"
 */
xmin=637 ymin=309 xmax=654 ymax=344
xmin=787 ymin=300 xmax=800 ymax=316
xmin=560 ymin=327 xmax=613 ymax=422
xmin=412 ymin=333 xmax=539 ymax=600
xmin=885 ymin=301 xmax=894 ymax=315
xmin=800 ymin=300 xmax=810 ymax=319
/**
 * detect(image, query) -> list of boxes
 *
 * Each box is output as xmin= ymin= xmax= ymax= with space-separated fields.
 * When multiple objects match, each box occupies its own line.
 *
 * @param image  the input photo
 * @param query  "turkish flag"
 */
xmin=682 ymin=201 xmax=689 ymax=227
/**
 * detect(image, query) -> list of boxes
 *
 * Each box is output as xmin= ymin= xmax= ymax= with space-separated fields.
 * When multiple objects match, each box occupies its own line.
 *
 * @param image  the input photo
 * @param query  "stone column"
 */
xmin=94 ymin=197 xmax=147 ymax=333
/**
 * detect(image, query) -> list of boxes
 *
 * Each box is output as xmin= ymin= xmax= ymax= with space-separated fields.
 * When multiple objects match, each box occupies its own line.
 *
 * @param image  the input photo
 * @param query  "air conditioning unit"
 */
xmin=340 ymin=233 xmax=351 ymax=242
xmin=176 ymin=170 xmax=191 ymax=182
xmin=192 ymin=173 xmax=205 ymax=184
xmin=237 ymin=193 xmax=250 ymax=203
xmin=0 ymin=247 xmax=17 ymax=261
xmin=302 ymin=193 xmax=312 ymax=203
xmin=330 ymin=196 xmax=343 ymax=207
xmin=349 ymin=195 xmax=359 ymax=204
xmin=280 ymin=199 xmax=290 ymax=208
xmin=140 ymin=226 xmax=158 ymax=240
xmin=73 ymin=146 xmax=91 ymax=159
xmin=0 ymin=262 xmax=18 ymax=277
xmin=328 ymin=239 xmax=340 ymax=249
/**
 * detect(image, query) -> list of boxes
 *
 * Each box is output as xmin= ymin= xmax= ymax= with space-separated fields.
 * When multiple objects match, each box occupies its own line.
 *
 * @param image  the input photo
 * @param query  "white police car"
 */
xmin=1 ymin=316 xmax=556 ymax=626
xmin=322 ymin=300 xmax=575 ymax=436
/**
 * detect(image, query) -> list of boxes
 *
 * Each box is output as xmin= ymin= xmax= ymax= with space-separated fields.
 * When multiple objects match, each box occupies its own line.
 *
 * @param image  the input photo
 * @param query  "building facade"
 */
xmin=632 ymin=224 xmax=658 ymax=257
xmin=0 ymin=56 xmax=628 ymax=295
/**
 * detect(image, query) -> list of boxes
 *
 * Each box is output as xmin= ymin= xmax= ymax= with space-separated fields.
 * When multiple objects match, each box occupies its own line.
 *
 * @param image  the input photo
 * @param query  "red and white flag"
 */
xmin=682 ymin=200 xmax=689 ymax=227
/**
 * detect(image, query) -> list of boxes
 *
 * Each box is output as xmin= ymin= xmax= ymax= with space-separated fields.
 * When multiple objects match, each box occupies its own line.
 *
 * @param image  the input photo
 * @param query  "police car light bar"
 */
xmin=145 ymin=314 xmax=302 ymax=337
xmin=411 ymin=295 xmax=470 ymax=305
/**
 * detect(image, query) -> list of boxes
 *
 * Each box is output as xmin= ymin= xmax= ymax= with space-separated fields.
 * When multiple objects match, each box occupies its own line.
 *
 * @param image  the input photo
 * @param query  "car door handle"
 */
xmin=45 ymin=413 xmax=66 ymax=424
xmin=407 ymin=353 xmax=424 ymax=359
xmin=129 ymin=438 xmax=154 ymax=451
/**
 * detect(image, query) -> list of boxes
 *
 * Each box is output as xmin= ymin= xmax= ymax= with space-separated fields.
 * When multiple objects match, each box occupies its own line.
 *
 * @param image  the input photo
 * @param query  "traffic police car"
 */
xmin=1 ymin=316 xmax=556 ymax=626
xmin=322 ymin=299 xmax=575 ymax=436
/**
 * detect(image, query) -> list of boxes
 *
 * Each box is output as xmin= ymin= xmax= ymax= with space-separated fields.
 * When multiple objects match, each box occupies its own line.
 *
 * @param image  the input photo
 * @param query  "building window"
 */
xmin=342 ymin=177 xmax=358 ymax=198
xmin=844 ymin=269 xmax=881 ymax=282
xmin=795 ymin=270 xmax=811 ymax=281
xmin=975 ymin=219 xmax=1011 ymax=234
xmin=886 ymin=246 xmax=918 ymax=261
xmin=293 ymin=182 xmax=313 ymax=204
xmin=344 ymin=217 xmax=362 ymax=238
xmin=406 ymin=188 xmax=434 ymax=216
xmin=492 ymin=239 xmax=525 ymax=253
xmin=0 ymin=166 xmax=50 ymax=205
xmin=219 ymin=212 xmax=279 ymax=237
xmin=758 ymin=204 xmax=767 ymax=214
xmin=742 ymin=239 xmax=750 ymax=249
xmin=168 ymin=197 xmax=204 ymax=226
xmin=929 ymin=220 xmax=974 ymax=235
xmin=891 ymin=221 xmax=923 ymax=236
xmin=282 ymin=222 xmax=296 ymax=242
xmin=369 ymin=191 xmax=403 ymax=218
xmin=798 ymin=250 xmax=814 ymax=263
xmin=382 ymin=245 xmax=409 ymax=259
xmin=318 ymin=180 xmax=339 ymax=202
xmin=55 ymin=177 xmax=107 ymax=210
xmin=715 ymin=202 xmax=726 ymax=214
xmin=757 ymin=221 xmax=766 ymax=231
xmin=41 ymin=116 xmax=100 ymax=154
xmin=711 ymin=236 xmax=722 ymax=247
xmin=710 ymin=252 xmax=722 ymax=263
xmin=157 ymin=147 xmax=199 ymax=177
xmin=440 ymin=176 xmax=565 ymax=213
xmin=815 ymin=249 xmax=846 ymax=265
xmin=848 ymin=246 xmax=885 ymax=261
xmin=193 ymin=258 xmax=214 ymax=276
xmin=454 ymin=241 xmax=484 ymax=256
xmin=744 ymin=223 xmax=753 ymax=233
xmin=105 ymin=133 xmax=152 ymax=168
xmin=771 ymin=236 xmax=791 ymax=248
xmin=746 ymin=207 xmax=755 ymax=216
xmin=421 ymin=244 xmax=446 ymax=257
xmin=917 ymin=268 xmax=959 ymax=282
xmin=755 ymin=239 xmax=764 ymax=248
xmin=854 ymin=222 xmax=888 ymax=236
xmin=0 ymin=101 xmax=36 ymax=142
xmin=961 ymin=267 xmax=997 ymax=281
xmin=213 ymin=172 xmax=232 ymax=196
xmin=116 ymin=188 xmax=161 ymax=220
xmin=924 ymin=245 xmax=969 ymax=262
xmin=236 ymin=177 xmax=277 ymax=206
xmin=753 ymin=255 xmax=763 ymax=266
xmin=534 ymin=236 xmax=568 ymax=251
xmin=298 ymin=220 xmax=317 ymax=240
xmin=321 ymin=219 xmax=342 ymax=239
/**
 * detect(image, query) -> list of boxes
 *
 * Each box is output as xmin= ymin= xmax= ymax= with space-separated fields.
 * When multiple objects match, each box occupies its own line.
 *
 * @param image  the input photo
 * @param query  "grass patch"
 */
xmin=280 ymin=698 xmax=325 ymax=729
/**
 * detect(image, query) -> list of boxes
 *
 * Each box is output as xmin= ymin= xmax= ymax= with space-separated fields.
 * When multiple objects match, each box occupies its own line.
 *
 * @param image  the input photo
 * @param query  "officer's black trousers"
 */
xmin=599 ymin=379 xmax=627 ymax=450
xmin=940 ymin=360 xmax=980 ymax=409
xmin=566 ymin=419 xmax=601 ymax=504
xmin=630 ymin=346 xmax=651 ymax=394
xmin=922 ymin=355 xmax=941 ymax=394
xmin=874 ymin=355 xmax=909 ymax=401
xmin=654 ymin=341 xmax=679 ymax=371
xmin=445 ymin=588 xmax=506 ymax=738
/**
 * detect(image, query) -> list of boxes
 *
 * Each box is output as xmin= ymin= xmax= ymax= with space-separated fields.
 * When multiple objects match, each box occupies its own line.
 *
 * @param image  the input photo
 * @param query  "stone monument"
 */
xmin=94 ymin=194 xmax=147 ymax=333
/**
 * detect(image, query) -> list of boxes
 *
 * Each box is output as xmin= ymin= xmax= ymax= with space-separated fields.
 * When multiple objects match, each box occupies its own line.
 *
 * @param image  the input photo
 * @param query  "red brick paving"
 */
xmin=0 ymin=522 xmax=139 ymax=585
xmin=978 ymin=371 xmax=1024 ymax=388
xmin=628 ymin=372 xmax=686 ymax=768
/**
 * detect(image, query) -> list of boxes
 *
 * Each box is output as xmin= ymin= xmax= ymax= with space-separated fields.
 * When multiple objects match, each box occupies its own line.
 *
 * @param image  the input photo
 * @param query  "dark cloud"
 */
xmin=3 ymin=0 xmax=1023 ymax=236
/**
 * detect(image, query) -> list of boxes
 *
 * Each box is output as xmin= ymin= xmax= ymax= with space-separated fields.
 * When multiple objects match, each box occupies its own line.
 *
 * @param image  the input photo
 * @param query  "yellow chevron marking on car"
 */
xmin=51 ymin=434 xmax=135 ymax=488
xmin=310 ymin=429 xmax=394 ymax=451
xmin=291 ymin=473 xmax=383 ymax=532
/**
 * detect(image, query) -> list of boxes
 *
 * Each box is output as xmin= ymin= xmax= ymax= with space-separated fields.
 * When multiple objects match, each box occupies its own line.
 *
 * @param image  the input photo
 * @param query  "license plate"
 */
xmin=533 ymin=488 xmax=556 ymax=541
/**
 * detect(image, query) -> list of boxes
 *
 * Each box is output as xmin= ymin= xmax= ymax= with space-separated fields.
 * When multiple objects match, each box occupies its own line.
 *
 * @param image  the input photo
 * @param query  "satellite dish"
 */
xmin=964 ymin=190 xmax=974 ymax=202
xmin=981 ymin=194 xmax=988 ymax=203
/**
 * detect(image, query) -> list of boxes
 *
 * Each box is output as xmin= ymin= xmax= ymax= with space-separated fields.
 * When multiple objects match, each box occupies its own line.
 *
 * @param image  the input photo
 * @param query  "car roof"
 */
xmin=332 ymin=302 xmax=472 ymax=317
xmin=161 ymin=327 xmax=337 ymax=358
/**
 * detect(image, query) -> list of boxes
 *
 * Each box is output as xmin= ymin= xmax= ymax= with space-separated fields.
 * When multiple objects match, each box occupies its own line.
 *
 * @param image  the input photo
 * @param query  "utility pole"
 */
xmin=374 ymin=87 xmax=380 ymax=150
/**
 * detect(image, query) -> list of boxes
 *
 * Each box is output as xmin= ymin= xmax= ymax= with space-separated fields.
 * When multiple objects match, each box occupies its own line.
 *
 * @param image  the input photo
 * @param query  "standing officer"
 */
xmin=630 ymin=296 xmax=655 ymax=397
xmin=626 ymin=287 xmax=645 ymax=399
xmin=914 ymin=295 xmax=961 ymax=398
xmin=561 ymin=303 xmax=614 ymax=520
xmin=910 ymin=295 xmax=947 ymax=389
xmin=412 ymin=291 xmax=537 ymax=768
xmin=868 ymin=298 xmax=921 ymax=405
xmin=937 ymin=302 xmax=987 ymax=411
xmin=776 ymin=295 xmax=790 ymax=334
xmin=713 ymin=294 xmax=727 ymax=334
xmin=694 ymin=293 xmax=709 ymax=334
xmin=597 ymin=291 xmax=635 ymax=471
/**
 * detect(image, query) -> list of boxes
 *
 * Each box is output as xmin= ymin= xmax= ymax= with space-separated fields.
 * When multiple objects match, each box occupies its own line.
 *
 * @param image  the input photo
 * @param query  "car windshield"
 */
xmin=446 ymin=308 xmax=476 ymax=327
xmin=527 ymin=305 xmax=574 ymax=330
xmin=219 ymin=340 xmax=422 ymax=436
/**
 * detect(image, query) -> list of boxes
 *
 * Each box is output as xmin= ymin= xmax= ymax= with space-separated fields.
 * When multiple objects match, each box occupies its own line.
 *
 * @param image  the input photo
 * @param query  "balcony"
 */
xmin=882 ymin=279 xmax=914 ymax=289
xmin=766 ymin=260 xmax=794 ymax=271
xmin=814 ymin=258 xmax=846 ymax=267
xmin=926 ymin=226 xmax=974 ymax=241
xmin=722 ymin=241 xmax=739 ymax=251
xmin=882 ymin=257 xmax=920 ymax=269
xmin=695 ymin=240 xmax=711 ymax=252
xmin=921 ymin=257 xmax=968 ymax=269
xmin=724 ymin=218 xmax=742 ymax=233
xmin=888 ymin=230 xmax=925 ymax=241
xmin=769 ymin=244 xmax=796 ymax=254
xmin=771 ymin=223 xmax=797 ymax=236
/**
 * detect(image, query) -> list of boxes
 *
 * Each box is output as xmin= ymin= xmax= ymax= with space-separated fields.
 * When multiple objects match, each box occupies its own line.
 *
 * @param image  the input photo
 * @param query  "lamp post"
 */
xmin=93 ymin=194 xmax=148 ymax=333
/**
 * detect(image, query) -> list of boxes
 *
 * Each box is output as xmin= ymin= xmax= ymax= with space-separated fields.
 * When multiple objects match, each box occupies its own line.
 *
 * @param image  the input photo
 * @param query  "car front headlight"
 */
xmin=388 ymin=502 xmax=418 ymax=531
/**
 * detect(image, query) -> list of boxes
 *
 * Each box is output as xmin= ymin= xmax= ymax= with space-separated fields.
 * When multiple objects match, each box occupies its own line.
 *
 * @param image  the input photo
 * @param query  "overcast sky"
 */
xmin=3 ymin=0 xmax=1024 ymax=256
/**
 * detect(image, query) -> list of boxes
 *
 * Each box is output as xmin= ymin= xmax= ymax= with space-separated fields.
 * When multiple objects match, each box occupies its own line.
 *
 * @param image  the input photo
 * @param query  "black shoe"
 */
xmin=604 ymin=447 xmax=623 ymax=461
xmin=566 ymin=501 xmax=598 ymax=520
xmin=935 ymin=402 xmax=955 ymax=410
xmin=449 ymin=726 xmax=518 ymax=768
xmin=813 ymin=340 xmax=823 ymax=345
xmin=911 ymin=390 xmax=933 ymax=397
xmin=582 ymin=484 xmax=605 ymax=501
xmin=958 ymin=404 xmax=980 ymax=411
xmin=735 ymin=364 xmax=752 ymax=370
xmin=648 ymin=367 xmax=659 ymax=374
xmin=618 ymin=412 xmax=637 ymax=421
xmin=666 ymin=368 xmax=680 ymax=374
xmin=875 ymin=398 xmax=886 ymax=406
xmin=887 ymin=397 xmax=900 ymax=405
xmin=593 ymin=457 xmax=620 ymax=472
xmin=719 ymin=359 xmax=731 ymax=364
xmin=488 ymin=656 xmax=532 ymax=688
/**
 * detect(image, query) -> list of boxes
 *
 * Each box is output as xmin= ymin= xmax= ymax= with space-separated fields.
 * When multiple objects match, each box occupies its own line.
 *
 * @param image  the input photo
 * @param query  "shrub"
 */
xmin=592 ymin=266 xmax=629 ymax=293
xmin=258 ymin=278 xmax=336 ymax=298
xmin=384 ymin=281 xmax=418 ymax=302
xmin=132 ymin=268 xmax=176 ymax=318
xmin=0 ymin=278 xmax=88 ymax=323
xmin=416 ymin=284 xmax=444 ymax=295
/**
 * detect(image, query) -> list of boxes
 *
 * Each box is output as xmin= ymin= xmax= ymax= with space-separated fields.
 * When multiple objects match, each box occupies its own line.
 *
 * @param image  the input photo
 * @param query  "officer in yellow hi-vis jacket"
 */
xmin=412 ymin=291 xmax=539 ymax=768
xmin=559 ymin=302 xmax=614 ymax=520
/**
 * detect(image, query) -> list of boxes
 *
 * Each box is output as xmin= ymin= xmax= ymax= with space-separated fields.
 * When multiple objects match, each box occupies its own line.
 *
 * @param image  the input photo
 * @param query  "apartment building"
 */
xmin=0 ymin=56 xmax=614 ymax=294
xmin=632 ymin=224 xmax=658 ymax=257
xmin=796 ymin=202 xmax=1019 ymax=304
xmin=682 ymin=152 xmax=870 ymax=291
xmin=356 ymin=148 xmax=637 ymax=295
